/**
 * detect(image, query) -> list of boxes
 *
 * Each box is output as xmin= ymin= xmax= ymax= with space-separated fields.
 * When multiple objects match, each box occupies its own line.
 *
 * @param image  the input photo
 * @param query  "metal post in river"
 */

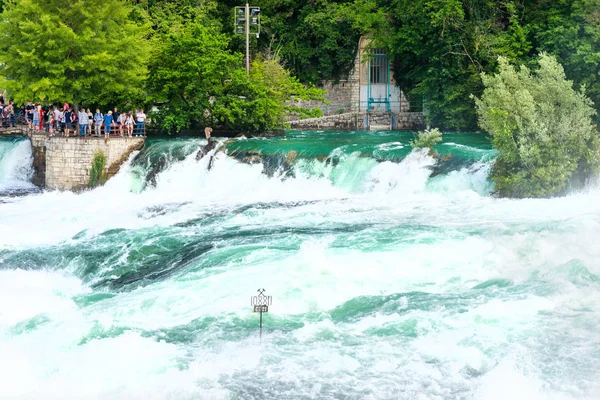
xmin=251 ymin=288 xmax=272 ymax=344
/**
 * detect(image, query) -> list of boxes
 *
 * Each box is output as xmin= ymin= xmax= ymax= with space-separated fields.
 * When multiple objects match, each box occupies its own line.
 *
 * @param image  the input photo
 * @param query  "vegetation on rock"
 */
xmin=410 ymin=128 xmax=442 ymax=150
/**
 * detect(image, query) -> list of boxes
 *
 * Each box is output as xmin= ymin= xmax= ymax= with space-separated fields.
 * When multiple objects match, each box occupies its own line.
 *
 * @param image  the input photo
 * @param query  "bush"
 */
xmin=474 ymin=53 xmax=600 ymax=198
xmin=410 ymin=128 xmax=442 ymax=149
xmin=89 ymin=150 xmax=107 ymax=188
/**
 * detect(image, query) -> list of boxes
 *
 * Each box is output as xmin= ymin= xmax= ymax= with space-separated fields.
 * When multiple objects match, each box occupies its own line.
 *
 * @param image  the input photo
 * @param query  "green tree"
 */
xmin=474 ymin=54 xmax=600 ymax=198
xmin=147 ymin=23 xmax=324 ymax=133
xmin=377 ymin=0 xmax=530 ymax=130
xmin=216 ymin=56 xmax=325 ymax=131
xmin=0 ymin=0 xmax=151 ymax=107
xmin=526 ymin=0 xmax=600 ymax=116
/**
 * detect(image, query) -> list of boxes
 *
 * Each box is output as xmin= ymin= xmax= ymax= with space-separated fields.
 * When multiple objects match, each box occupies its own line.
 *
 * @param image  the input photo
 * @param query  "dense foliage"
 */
xmin=147 ymin=22 xmax=323 ymax=132
xmin=1 ymin=0 xmax=600 ymax=134
xmin=0 ymin=0 xmax=151 ymax=108
xmin=474 ymin=54 xmax=600 ymax=198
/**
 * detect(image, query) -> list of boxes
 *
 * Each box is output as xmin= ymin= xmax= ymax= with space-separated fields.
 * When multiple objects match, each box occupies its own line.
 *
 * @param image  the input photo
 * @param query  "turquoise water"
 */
xmin=0 ymin=131 xmax=599 ymax=399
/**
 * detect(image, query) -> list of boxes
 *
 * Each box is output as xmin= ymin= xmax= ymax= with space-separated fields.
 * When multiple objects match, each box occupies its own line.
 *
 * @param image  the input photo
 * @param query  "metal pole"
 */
xmin=245 ymin=2 xmax=250 ymax=74
xmin=259 ymin=310 xmax=263 ymax=343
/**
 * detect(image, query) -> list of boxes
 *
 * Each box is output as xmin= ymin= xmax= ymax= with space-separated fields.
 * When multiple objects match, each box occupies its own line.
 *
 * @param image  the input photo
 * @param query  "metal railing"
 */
xmin=27 ymin=120 xmax=146 ymax=138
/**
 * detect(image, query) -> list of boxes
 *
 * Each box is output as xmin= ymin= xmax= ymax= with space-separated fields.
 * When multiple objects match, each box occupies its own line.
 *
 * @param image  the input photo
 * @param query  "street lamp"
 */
xmin=234 ymin=4 xmax=261 ymax=74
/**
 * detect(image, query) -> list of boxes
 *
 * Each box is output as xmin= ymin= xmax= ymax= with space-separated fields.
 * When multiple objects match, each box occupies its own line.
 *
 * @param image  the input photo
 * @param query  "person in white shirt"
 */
xmin=135 ymin=109 xmax=146 ymax=137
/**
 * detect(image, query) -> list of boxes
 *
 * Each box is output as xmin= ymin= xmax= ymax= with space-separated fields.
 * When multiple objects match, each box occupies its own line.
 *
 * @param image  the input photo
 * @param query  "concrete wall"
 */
xmin=34 ymin=137 xmax=144 ymax=191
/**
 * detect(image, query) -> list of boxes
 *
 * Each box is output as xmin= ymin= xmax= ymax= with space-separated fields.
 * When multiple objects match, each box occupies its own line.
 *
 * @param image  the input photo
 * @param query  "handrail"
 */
xmin=26 ymin=120 xmax=146 ymax=138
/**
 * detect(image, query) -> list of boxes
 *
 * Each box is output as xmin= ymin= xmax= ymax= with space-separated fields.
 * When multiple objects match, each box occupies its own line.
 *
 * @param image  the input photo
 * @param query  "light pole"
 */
xmin=234 ymin=4 xmax=260 ymax=75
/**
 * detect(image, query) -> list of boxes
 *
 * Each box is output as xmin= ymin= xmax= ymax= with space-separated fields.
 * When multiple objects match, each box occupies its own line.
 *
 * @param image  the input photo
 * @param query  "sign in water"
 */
xmin=251 ymin=289 xmax=272 ymax=342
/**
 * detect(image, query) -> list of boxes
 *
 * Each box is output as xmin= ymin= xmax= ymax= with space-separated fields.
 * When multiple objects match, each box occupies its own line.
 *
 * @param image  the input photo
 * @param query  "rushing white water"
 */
xmin=0 ymin=138 xmax=35 ymax=192
xmin=1 ymin=133 xmax=599 ymax=399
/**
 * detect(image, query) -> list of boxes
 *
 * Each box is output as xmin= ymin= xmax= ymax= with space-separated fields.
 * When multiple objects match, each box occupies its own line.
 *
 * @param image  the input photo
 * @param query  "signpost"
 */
xmin=234 ymin=4 xmax=260 ymax=75
xmin=251 ymin=288 xmax=272 ymax=342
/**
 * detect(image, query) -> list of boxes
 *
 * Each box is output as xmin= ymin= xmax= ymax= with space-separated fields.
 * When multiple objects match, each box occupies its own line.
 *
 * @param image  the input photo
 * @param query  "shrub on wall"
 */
xmin=89 ymin=150 xmax=107 ymax=188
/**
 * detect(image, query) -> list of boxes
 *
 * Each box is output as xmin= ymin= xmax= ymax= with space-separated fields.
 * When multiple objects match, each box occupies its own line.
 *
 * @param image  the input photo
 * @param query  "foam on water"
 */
xmin=1 ymin=134 xmax=599 ymax=398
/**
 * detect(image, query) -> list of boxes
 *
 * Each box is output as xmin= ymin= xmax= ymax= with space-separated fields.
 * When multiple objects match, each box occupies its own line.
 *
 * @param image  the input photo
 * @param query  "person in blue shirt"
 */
xmin=103 ymin=111 xmax=113 ymax=140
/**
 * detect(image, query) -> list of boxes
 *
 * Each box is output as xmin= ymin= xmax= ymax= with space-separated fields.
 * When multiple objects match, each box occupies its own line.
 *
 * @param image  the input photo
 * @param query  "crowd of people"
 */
xmin=0 ymin=97 xmax=147 ymax=138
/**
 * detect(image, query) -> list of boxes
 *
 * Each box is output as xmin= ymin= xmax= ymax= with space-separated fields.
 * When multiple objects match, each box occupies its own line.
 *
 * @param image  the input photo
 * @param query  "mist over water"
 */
xmin=1 ymin=131 xmax=599 ymax=399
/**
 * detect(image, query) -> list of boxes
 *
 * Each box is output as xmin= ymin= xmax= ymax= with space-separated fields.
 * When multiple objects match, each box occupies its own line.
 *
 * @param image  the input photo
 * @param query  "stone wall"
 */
xmin=287 ymin=47 xmax=361 ymax=119
xmin=37 ymin=137 xmax=144 ymax=191
xmin=392 ymin=112 xmax=425 ymax=130
xmin=30 ymin=135 xmax=47 ymax=187
xmin=289 ymin=112 xmax=363 ymax=130
xmin=289 ymin=111 xmax=424 ymax=131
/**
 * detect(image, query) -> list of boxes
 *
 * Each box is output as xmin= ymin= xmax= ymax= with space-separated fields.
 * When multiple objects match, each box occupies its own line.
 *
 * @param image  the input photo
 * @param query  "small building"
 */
xmin=289 ymin=37 xmax=423 ymax=130
xmin=357 ymin=38 xmax=408 ymax=113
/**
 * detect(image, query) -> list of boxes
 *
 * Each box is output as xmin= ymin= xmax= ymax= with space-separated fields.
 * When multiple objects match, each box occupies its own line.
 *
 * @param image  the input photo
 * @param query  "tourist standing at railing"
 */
xmin=32 ymin=104 xmax=40 ymax=131
xmin=58 ymin=108 xmax=65 ymax=133
xmin=53 ymin=107 xmax=61 ymax=132
xmin=70 ymin=110 xmax=78 ymax=135
xmin=64 ymin=108 xmax=72 ymax=137
xmin=48 ymin=112 xmax=55 ymax=137
xmin=103 ymin=111 xmax=113 ymax=139
xmin=25 ymin=102 xmax=34 ymax=129
xmin=113 ymin=107 xmax=121 ymax=136
xmin=38 ymin=106 xmax=44 ymax=131
xmin=87 ymin=109 xmax=93 ymax=135
xmin=126 ymin=112 xmax=134 ymax=137
xmin=118 ymin=112 xmax=127 ymax=137
xmin=1 ymin=103 xmax=7 ymax=127
xmin=7 ymin=102 xmax=15 ymax=127
xmin=94 ymin=109 xmax=103 ymax=137
xmin=78 ymin=109 xmax=89 ymax=136
xmin=136 ymin=109 xmax=146 ymax=136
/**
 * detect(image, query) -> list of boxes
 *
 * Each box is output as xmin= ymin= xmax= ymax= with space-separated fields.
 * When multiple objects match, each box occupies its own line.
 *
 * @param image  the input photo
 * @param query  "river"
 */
xmin=0 ymin=131 xmax=599 ymax=399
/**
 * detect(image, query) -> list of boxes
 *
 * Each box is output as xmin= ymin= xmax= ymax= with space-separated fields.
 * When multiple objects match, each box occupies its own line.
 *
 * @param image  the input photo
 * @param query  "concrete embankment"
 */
xmin=29 ymin=135 xmax=144 ymax=191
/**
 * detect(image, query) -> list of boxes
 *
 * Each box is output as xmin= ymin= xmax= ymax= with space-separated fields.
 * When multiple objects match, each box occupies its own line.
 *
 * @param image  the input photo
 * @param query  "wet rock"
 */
xmin=242 ymin=155 xmax=263 ymax=164
xmin=285 ymin=150 xmax=298 ymax=165
xmin=195 ymin=138 xmax=218 ymax=161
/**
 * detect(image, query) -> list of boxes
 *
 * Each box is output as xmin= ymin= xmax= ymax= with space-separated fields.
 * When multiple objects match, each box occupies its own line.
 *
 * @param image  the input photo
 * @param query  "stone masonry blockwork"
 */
xmin=34 ymin=137 xmax=145 ymax=191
